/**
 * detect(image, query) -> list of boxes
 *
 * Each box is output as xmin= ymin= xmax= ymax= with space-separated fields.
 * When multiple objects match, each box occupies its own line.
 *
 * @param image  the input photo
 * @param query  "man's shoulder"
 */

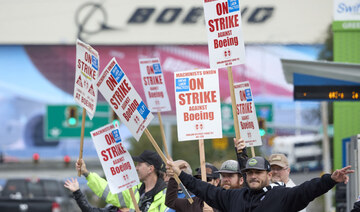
xmin=286 ymin=179 xmax=296 ymax=187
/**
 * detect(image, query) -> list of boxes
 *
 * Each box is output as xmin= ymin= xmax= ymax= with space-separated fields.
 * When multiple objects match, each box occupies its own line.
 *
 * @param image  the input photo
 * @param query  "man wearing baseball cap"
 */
xmin=269 ymin=154 xmax=296 ymax=187
xmin=77 ymin=150 xmax=168 ymax=212
xmin=167 ymin=156 xmax=354 ymax=211
xmin=216 ymin=160 xmax=243 ymax=189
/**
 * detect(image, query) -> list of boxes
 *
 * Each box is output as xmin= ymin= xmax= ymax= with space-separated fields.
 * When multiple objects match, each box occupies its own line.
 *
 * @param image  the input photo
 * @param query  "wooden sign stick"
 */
xmin=78 ymin=108 xmax=87 ymax=176
xmin=157 ymin=112 xmax=170 ymax=158
xmin=144 ymin=129 xmax=194 ymax=204
xmin=198 ymin=139 xmax=207 ymax=182
xmin=129 ymin=189 xmax=141 ymax=212
xmin=227 ymin=66 xmax=255 ymax=157
xmin=157 ymin=112 xmax=193 ymax=202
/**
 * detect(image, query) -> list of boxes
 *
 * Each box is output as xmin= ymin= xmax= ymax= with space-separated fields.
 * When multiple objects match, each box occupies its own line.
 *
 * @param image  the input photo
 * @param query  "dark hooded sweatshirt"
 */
xmin=179 ymin=171 xmax=337 ymax=212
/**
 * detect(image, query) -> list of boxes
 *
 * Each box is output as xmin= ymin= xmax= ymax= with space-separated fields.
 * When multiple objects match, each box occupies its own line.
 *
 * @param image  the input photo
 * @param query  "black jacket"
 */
xmin=352 ymin=201 xmax=360 ymax=212
xmin=179 ymin=171 xmax=337 ymax=212
xmin=165 ymin=177 xmax=203 ymax=212
xmin=73 ymin=189 xmax=119 ymax=212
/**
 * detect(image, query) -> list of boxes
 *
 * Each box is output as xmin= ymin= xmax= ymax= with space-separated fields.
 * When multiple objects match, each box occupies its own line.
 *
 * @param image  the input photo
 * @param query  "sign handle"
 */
xmin=250 ymin=147 xmax=255 ymax=158
xmin=129 ymin=188 xmax=141 ymax=212
xmin=78 ymin=108 xmax=86 ymax=176
xmin=157 ymin=112 xmax=193 ymax=201
xmin=157 ymin=112 xmax=170 ymax=158
xmin=144 ymin=129 xmax=194 ymax=204
xmin=198 ymin=139 xmax=213 ymax=210
xmin=198 ymin=139 xmax=207 ymax=182
xmin=227 ymin=67 xmax=256 ymax=158
xmin=227 ymin=67 xmax=242 ymax=151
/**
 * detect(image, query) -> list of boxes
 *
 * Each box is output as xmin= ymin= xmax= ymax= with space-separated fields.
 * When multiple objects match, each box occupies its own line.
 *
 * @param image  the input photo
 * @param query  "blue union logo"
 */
xmin=245 ymin=88 xmax=252 ymax=102
xmin=176 ymin=78 xmax=189 ymax=92
xmin=228 ymin=0 xmax=240 ymax=13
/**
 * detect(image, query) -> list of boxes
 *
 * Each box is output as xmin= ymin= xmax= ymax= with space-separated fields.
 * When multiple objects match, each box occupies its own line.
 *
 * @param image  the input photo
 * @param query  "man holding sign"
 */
xmin=167 ymin=158 xmax=354 ymax=212
xmin=77 ymin=150 xmax=168 ymax=212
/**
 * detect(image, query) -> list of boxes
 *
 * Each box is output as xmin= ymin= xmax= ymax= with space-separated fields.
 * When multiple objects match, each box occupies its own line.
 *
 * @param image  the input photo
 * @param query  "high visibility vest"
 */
xmin=87 ymin=172 xmax=168 ymax=212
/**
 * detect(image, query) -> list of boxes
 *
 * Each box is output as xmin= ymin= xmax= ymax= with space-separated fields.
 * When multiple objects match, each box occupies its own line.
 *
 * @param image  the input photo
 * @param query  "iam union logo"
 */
xmin=224 ymin=48 xmax=231 ymax=58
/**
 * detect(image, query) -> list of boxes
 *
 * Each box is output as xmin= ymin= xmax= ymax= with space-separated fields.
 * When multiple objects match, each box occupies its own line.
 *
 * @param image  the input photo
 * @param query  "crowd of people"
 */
xmin=64 ymin=138 xmax=356 ymax=212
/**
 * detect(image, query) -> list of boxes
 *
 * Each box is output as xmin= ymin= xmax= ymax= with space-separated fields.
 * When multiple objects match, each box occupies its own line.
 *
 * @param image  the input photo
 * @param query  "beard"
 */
xmin=222 ymin=184 xmax=231 ymax=189
xmin=248 ymin=179 xmax=266 ymax=190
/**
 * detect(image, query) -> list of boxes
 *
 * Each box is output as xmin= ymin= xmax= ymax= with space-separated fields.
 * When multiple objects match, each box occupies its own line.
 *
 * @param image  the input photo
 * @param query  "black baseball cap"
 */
xmin=132 ymin=150 xmax=165 ymax=171
xmin=194 ymin=163 xmax=220 ymax=179
xmin=241 ymin=157 xmax=271 ymax=172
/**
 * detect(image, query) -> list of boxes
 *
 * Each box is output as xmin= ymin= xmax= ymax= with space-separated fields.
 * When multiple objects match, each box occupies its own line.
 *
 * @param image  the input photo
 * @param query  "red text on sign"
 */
xmin=143 ymin=75 xmax=163 ymax=85
xmin=236 ymin=102 xmax=253 ymax=115
xmin=216 ymin=2 xmax=228 ymax=16
xmin=148 ymin=91 xmax=164 ymax=98
xmin=239 ymin=90 xmax=247 ymax=101
xmin=184 ymin=111 xmax=214 ymax=121
xmin=214 ymin=36 xmax=238 ymax=49
xmin=101 ymin=143 xmax=127 ymax=161
xmin=84 ymin=52 xmax=92 ymax=64
xmin=123 ymin=99 xmax=139 ymax=122
xmin=77 ymin=59 xmax=96 ymax=80
xmin=110 ymin=161 xmax=132 ymax=176
xmin=240 ymin=121 xmax=255 ymax=130
xmin=178 ymin=91 xmax=217 ymax=105
xmin=110 ymin=79 xmax=132 ymax=110
xmin=208 ymin=14 xmax=239 ymax=32
xmin=105 ymin=133 xmax=116 ymax=145
xmin=189 ymin=78 xmax=204 ymax=90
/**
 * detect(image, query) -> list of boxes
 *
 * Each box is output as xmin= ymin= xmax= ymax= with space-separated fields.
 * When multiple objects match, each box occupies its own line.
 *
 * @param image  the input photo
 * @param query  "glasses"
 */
xmin=271 ymin=167 xmax=288 ymax=172
xmin=195 ymin=176 xmax=213 ymax=182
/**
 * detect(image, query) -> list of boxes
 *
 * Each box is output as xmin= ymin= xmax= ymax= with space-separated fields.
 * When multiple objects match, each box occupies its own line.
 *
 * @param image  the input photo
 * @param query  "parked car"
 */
xmin=0 ymin=178 xmax=80 ymax=212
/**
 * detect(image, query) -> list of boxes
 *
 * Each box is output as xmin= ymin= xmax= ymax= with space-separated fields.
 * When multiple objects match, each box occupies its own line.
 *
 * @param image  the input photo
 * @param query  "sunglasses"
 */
xmin=195 ymin=176 xmax=213 ymax=182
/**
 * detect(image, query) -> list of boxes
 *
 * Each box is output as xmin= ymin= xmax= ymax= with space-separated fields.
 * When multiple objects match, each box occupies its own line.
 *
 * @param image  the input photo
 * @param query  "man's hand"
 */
xmin=64 ymin=178 xmax=80 ymax=192
xmin=166 ymin=159 xmax=182 ymax=176
xmin=234 ymin=137 xmax=246 ymax=152
xmin=166 ymin=160 xmax=190 ymax=178
xmin=76 ymin=159 xmax=89 ymax=177
xmin=331 ymin=165 xmax=354 ymax=184
xmin=202 ymin=202 xmax=214 ymax=212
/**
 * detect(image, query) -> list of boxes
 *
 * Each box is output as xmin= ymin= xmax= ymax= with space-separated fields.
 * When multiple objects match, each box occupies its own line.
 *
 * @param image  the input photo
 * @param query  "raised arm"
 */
xmin=166 ymin=159 xmax=235 ymax=211
xmin=284 ymin=166 xmax=354 ymax=211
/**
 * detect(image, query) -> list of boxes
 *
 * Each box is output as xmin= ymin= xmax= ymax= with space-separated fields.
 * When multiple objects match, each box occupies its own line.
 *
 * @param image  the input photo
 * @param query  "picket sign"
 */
xmin=227 ymin=67 xmax=255 ymax=157
xmin=139 ymin=58 xmax=193 ymax=203
xmin=138 ymin=58 xmax=171 ymax=112
xmin=174 ymin=69 xmax=223 ymax=141
xmin=202 ymin=0 xmax=255 ymax=157
xmin=174 ymin=69 xmax=223 ymax=182
xmin=138 ymin=58 xmax=171 ymax=157
xmin=233 ymin=81 xmax=262 ymax=151
xmin=203 ymin=0 xmax=245 ymax=69
xmin=98 ymin=58 xmax=193 ymax=203
xmin=74 ymin=39 xmax=100 ymax=176
xmin=90 ymin=123 xmax=140 ymax=212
